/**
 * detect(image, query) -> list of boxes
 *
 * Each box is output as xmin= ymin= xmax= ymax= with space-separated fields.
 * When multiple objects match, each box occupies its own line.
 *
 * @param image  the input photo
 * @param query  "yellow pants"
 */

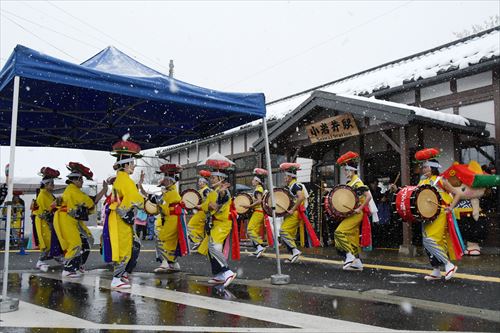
xmin=334 ymin=212 xmax=363 ymax=256
xmin=280 ymin=211 xmax=300 ymax=250
xmin=198 ymin=217 xmax=232 ymax=255
xmin=188 ymin=211 xmax=206 ymax=244
xmin=54 ymin=212 xmax=82 ymax=259
xmin=158 ymin=215 xmax=179 ymax=262
xmin=247 ymin=210 xmax=264 ymax=246
xmin=423 ymin=210 xmax=454 ymax=263
xmin=35 ymin=217 xmax=51 ymax=252
xmin=107 ymin=210 xmax=133 ymax=264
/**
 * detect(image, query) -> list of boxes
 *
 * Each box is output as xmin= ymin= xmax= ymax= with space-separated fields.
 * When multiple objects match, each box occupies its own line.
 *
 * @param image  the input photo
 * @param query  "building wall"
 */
xmin=423 ymin=128 xmax=455 ymax=170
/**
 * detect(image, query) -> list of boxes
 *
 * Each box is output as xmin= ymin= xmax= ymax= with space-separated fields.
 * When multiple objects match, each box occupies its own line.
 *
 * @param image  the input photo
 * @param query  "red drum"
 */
xmin=262 ymin=188 xmax=293 ymax=217
xmin=323 ymin=185 xmax=359 ymax=219
xmin=181 ymin=189 xmax=202 ymax=210
xmin=393 ymin=185 xmax=441 ymax=223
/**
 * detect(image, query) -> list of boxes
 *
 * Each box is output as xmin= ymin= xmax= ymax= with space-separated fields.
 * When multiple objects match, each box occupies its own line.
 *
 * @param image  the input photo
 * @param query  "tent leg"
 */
xmin=1 ymin=75 xmax=20 ymax=313
xmin=262 ymin=116 xmax=290 ymax=285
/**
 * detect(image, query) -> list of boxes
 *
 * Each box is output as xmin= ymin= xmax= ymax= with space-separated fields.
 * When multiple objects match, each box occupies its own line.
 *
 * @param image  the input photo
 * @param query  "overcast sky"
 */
xmin=1 ymin=1 xmax=498 ymax=102
xmin=0 ymin=1 xmax=498 ymax=180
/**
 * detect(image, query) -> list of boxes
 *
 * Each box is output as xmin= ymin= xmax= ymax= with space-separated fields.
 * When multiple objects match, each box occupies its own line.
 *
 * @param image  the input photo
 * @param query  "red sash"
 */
xmin=360 ymin=205 xmax=372 ymax=249
xmin=297 ymin=206 xmax=321 ymax=247
xmin=174 ymin=204 xmax=188 ymax=256
xmin=230 ymin=204 xmax=241 ymax=260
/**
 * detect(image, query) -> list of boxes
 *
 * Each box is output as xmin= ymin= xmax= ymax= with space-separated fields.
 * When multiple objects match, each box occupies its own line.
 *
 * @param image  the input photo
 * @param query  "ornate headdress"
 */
xmin=111 ymin=134 xmax=142 ymax=168
xmin=157 ymin=163 xmax=182 ymax=185
xmin=198 ymin=169 xmax=211 ymax=184
xmin=38 ymin=166 xmax=61 ymax=185
xmin=253 ymin=168 xmax=268 ymax=183
xmin=66 ymin=162 xmax=93 ymax=180
xmin=415 ymin=148 xmax=441 ymax=169
xmin=337 ymin=151 xmax=359 ymax=171
xmin=279 ymin=162 xmax=301 ymax=178
xmin=206 ymin=159 xmax=233 ymax=179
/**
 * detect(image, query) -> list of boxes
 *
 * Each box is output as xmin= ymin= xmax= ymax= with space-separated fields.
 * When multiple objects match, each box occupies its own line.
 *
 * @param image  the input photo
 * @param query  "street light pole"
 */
xmin=262 ymin=116 xmax=290 ymax=285
xmin=1 ymin=75 xmax=20 ymax=313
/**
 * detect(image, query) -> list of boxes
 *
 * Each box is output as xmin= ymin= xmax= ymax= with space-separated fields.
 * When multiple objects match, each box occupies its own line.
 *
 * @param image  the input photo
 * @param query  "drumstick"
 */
xmin=393 ymin=172 xmax=400 ymax=185
xmin=342 ymin=204 xmax=355 ymax=212
xmin=275 ymin=202 xmax=288 ymax=211
xmin=426 ymin=199 xmax=446 ymax=208
xmin=183 ymin=198 xmax=198 ymax=207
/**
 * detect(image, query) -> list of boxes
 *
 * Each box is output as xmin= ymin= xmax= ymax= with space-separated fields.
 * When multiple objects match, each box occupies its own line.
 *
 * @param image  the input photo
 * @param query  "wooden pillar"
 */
xmin=492 ymin=68 xmax=500 ymax=209
xmin=359 ymin=134 xmax=365 ymax=179
xmin=399 ymin=126 xmax=415 ymax=256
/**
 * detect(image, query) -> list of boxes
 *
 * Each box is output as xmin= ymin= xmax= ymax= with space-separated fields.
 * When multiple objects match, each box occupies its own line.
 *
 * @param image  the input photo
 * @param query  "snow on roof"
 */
xmin=159 ymin=28 xmax=497 ymax=154
xmin=81 ymin=46 xmax=166 ymax=78
xmin=267 ymin=28 xmax=499 ymax=121
xmin=336 ymin=93 xmax=470 ymax=126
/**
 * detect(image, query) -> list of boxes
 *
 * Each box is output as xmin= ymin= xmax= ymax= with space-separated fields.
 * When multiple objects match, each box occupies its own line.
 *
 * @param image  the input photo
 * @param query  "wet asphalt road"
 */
xmin=1 ymin=241 xmax=500 ymax=332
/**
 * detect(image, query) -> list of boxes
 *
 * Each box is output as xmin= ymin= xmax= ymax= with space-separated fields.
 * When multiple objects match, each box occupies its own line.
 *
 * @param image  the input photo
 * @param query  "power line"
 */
xmin=1 ymin=9 xmax=101 ymax=50
xmin=223 ymin=1 xmax=414 ymax=89
xmin=1 ymin=14 xmax=78 ymax=61
xmin=19 ymin=1 xmax=112 ymax=48
xmin=45 ymin=0 xmax=171 ymax=72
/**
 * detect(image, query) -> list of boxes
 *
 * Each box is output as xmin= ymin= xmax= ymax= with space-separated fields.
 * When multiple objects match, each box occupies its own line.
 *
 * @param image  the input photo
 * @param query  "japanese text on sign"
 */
xmin=306 ymin=114 xmax=359 ymax=143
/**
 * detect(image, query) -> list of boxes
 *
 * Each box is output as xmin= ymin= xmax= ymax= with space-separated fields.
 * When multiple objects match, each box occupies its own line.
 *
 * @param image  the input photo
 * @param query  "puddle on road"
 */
xmin=3 ymin=272 xmax=499 ymax=332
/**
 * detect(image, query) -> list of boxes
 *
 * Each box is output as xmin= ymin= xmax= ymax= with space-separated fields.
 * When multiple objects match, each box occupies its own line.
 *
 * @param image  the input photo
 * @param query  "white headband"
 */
xmin=40 ymin=178 xmax=54 ymax=185
xmin=253 ymin=176 xmax=263 ymax=183
xmin=67 ymin=172 xmax=82 ymax=178
xmin=344 ymin=165 xmax=358 ymax=171
xmin=212 ymin=171 xmax=228 ymax=178
xmin=164 ymin=176 xmax=176 ymax=182
xmin=423 ymin=161 xmax=442 ymax=169
xmin=114 ymin=157 xmax=135 ymax=166
xmin=284 ymin=171 xmax=297 ymax=177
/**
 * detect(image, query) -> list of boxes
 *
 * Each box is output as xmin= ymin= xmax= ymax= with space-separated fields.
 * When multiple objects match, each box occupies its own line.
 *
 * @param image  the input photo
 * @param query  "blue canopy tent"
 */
xmin=0 ymin=45 xmax=286 ymax=310
xmin=0 ymin=45 xmax=265 ymax=149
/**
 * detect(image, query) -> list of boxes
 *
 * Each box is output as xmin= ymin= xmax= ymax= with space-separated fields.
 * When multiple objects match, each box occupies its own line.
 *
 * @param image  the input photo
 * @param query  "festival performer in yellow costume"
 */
xmin=187 ymin=170 xmax=212 ymax=250
xmin=279 ymin=162 xmax=320 ymax=264
xmin=198 ymin=158 xmax=238 ymax=287
xmin=8 ymin=192 xmax=24 ymax=240
xmin=34 ymin=167 xmax=63 ymax=272
xmin=243 ymin=168 xmax=268 ymax=258
xmin=102 ymin=138 xmax=144 ymax=289
xmin=154 ymin=164 xmax=189 ymax=273
xmin=54 ymin=162 xmax=107 ymax=278
xmin=334 ymin=152 xmax=372 ymax=271
xmin=414 ymin=148 xmax=458 ymax=281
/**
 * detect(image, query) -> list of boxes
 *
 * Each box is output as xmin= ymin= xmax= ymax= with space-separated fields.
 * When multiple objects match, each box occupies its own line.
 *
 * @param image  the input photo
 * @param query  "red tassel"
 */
xmin=297 ymin=206 xmax=321 ymax=247
xmin=264 ymin=215 xmax=274 ymax=247
xmin=175 ymin=205 xmax=188 ymax=256
xmin=446 ymin=212 xmax=463 ymax=261
xmin=360 ymin=206 xmax=372 ymax=248
xmin=230 ymin=206 xmax=241 ymax=260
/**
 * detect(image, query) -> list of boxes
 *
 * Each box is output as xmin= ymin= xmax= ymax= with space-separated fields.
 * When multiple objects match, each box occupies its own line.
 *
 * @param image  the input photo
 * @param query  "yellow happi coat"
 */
xmin=35 ymin=188 xmax=56 ymax=251
xmin=198 ymin=186 xmax=232 ymax=255
xmin=247 ymin=184 xmax=265 ymax=245
xmin=54 ymin=183 xmax=94 ymax=259
xmin=108 ymin=170 xmax=144 ymax=263
xmin=187 ymin=184 xmax=211 ymax=244
xmin=158 ymin=184 xmax=182 ymax=262
xmin=419 ymin=175 xmax=456 ymax=261
xmin=334 ymin=174 xmax=368 ymax=256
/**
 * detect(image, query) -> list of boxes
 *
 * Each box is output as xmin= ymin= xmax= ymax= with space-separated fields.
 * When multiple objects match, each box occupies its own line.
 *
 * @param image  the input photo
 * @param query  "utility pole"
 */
xmin=169 ymin=60 xmax=174 ymax=78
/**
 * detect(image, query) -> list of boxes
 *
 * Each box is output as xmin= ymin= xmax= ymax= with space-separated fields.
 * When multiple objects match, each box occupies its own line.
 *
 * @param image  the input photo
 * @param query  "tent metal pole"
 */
xmin=262 ymin=116 xmax=290 ymax=285
xmin=1 ymin=75 xmax=20 ymax=312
